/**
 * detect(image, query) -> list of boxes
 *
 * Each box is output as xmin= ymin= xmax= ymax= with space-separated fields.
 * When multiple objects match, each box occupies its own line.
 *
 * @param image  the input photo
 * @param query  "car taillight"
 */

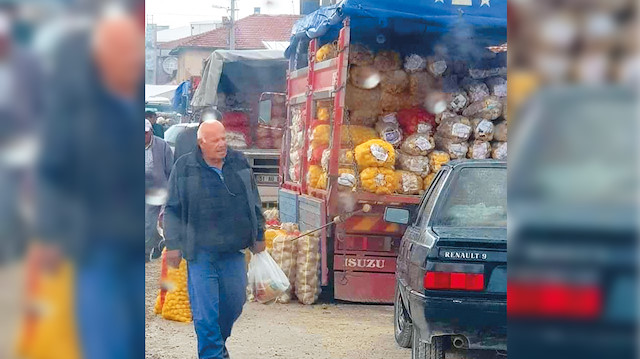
xmin=424 ymin=271 xmax=485 ymax=291
xmin=508 ymin=282 xmax=602 ymax=319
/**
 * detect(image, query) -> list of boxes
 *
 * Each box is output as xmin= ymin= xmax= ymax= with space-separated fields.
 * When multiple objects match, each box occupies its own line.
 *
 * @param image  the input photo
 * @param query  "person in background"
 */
xmin=145 ymin=119 xmax=173 ymax=262
xmin=145 ymin=110 xmax=164 ymax=138
xmin=173 ymin=107 xmax=222 ymax=163
xmin=164 ymin=120 xmax=265 ymax=359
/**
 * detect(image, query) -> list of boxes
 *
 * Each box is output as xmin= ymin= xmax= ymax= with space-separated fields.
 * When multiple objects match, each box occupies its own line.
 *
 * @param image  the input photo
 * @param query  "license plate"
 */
xmin=256 ymin=174 xmax=278 ymax=183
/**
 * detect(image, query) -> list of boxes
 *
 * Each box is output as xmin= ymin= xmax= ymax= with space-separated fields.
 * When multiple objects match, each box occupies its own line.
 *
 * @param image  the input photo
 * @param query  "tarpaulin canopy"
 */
xmin=286 ymin=0 xmax=507 ymax=59
xmin=191 ymin=49 xmax=287 ymax=108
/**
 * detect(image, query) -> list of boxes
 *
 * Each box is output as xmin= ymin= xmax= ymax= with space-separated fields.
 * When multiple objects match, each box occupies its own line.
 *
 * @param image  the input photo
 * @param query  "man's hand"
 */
xmin=32 ymin=243 xmax=63 ymax=273
xmin=165 ymin=249 xmax=182 ymax=268
xmin=251 ymin=241 xmax=266 ymax=254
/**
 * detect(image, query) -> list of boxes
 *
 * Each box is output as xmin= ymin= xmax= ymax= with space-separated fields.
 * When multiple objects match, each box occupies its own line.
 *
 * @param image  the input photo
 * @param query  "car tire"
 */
xmin=412 ymin=329 xmax=445 ymax=359
xmin=394 ymin=283 xmax=412 ymax=348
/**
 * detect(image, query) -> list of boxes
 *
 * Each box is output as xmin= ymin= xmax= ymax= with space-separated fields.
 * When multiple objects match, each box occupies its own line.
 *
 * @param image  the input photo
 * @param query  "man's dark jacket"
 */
xmin=164 ymin=147 xmax=265 ymax=261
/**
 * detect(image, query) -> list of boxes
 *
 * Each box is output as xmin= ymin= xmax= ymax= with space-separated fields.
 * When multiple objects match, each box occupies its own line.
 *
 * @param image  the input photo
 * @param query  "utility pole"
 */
xmin=213 ymin=0 xmax=238 ymax=50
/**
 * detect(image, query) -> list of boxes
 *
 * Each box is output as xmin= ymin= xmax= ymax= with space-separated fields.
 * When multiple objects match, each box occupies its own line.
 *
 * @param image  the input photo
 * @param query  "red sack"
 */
xmin=397 ymin=108 xmax=436 ymax=136
xmin=308 ymin=144 xmax=328 ymax=165
xmin=222 ymin=112 xmax=249 ymax=127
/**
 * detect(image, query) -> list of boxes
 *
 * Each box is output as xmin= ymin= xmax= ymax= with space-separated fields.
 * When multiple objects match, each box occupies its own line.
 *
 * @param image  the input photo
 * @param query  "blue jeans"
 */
xmin=188 ymin=250 xmax=247 ymax=359
xmin=75 ymin=245 xmax=144 ymax=359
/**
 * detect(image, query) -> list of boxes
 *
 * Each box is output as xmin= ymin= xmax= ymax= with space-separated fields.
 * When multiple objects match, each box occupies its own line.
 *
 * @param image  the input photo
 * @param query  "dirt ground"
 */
xmin=145 ymin=259 xmax=411 ymax=359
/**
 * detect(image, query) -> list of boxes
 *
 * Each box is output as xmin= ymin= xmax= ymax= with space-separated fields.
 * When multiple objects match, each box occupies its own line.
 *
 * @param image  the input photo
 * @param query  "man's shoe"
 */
xmin=151 ymin=247 xmax=161 ymax=260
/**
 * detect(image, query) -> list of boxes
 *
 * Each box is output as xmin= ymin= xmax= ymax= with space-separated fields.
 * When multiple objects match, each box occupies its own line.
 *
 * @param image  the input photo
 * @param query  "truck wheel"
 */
xmin=394 ymin=283 xmax=412 ymax=348
xmin=412 ymin=330 xmax=445 ymax=359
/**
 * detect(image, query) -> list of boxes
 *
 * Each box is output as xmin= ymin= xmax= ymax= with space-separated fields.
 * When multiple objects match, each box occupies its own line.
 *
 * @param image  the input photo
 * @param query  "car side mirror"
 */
xmin=384 ymin=207 xmax=410 ymax=225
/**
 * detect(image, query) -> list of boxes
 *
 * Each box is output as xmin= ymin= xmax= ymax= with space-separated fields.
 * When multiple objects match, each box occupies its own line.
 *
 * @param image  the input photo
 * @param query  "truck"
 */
xmin=191 ymin=49 xmax=289 ymax=205
xmin=278 ymin=0 xmax=507 ymax=303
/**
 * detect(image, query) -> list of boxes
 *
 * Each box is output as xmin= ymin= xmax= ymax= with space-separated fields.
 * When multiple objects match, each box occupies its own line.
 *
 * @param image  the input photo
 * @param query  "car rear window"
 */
xmin=432 ymin=167 xmax=507 ymax=228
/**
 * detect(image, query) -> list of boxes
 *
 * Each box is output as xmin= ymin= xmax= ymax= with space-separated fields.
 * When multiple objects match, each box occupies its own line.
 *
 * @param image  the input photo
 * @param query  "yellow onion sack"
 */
xmin=341 ymin=125 xmax=378 ymax=146
xmin=316 ymin=42 xmax=338 ymax=62
xmin=295 ymin=235 xmax=322 ymax=305
xmin=423 ymin=173 xmax=436 ymax=190
xmin=355 ymin=139 xmax=396 ymax=169
xmin=161 ymin=259 xmax=192 ymax=323
xmin=428 ymin=151 xmax=450 ymax=173
xmin=307 ymin=165 xmax=324 ymax=189
xmin=360 ymin=167 xmax=399 ymax=195
xmin=317 ymin=171 xmax=328 ymax=189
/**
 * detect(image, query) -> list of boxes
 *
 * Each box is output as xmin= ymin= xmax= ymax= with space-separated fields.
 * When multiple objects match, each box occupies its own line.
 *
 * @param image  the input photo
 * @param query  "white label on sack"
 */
xmin=415 ymin=137 xmax=433 ymax=151
xmin=451 ymin=94 xmax=467 ymax=109
xmin=450 ymin=143 xmax=467 ymax=157
xmin=417 ymin=123 xmax=432 ymax=134
xmin=452 ymin=123 xmax=471 ymax=138
xmin=477 ymin=120 xmax=493 ymax=134
xmin=370 ymin=144 xmax=389 ymax=162
xmin=402 ymin=173 xmax=419 ymax=193
xmin=338 ymin=173 xmax=356 ymax=187
xmin=382 ymin=129 xmax=402 ymax=145
xmin=374 ymin=173 xmax=386 ymax=186
xmin=381 ymin=113 xmax=397 ymax=123
xmin=474 ymin=143 xmax=489 ymax=158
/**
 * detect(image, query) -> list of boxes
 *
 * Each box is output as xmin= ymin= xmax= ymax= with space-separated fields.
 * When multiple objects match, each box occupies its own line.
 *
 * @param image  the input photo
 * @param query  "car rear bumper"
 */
xmin=407 ymin=289 xmax=507 ymax=351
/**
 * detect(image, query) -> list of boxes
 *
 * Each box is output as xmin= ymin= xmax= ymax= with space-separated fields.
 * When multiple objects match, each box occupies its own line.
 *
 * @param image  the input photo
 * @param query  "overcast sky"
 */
xmin=146 ymin=0 xmax=300 ymax=29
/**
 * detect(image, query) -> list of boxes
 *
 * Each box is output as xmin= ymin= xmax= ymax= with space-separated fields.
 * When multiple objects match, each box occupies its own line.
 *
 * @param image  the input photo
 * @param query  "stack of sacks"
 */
xmin=271 ymin=227 xmax=300 ymax=303
xmin=404 ymin=54 xmax=441 ymax=108
xmin=263 ymin=208 xmax=280 ymax=227
xmin=355 ymin=139 xmax=397 ymax=195
xmin=288 ymin=107 xmax=305 ymax=182
xmin=160 ymin=258 xmax=192 ymax=323
xmin=295 ymin=234 xmax=322 ymax=305
xmin=223 ymin=112 xmax=251 ymax=149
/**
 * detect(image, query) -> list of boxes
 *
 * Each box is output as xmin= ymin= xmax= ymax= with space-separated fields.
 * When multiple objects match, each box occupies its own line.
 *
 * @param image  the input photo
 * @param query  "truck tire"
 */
xmin=394 ymin=283 xmax=412 ymax=348
xmin=412 ymin=330 xmax=445 ymax=359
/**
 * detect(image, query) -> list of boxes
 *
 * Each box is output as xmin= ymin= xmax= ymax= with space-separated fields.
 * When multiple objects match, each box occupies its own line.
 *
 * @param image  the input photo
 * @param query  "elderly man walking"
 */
xmin=145 ymin=119 xmax=173 ymax=261
xmin=164 ymin=120 xmax=265 ymax=359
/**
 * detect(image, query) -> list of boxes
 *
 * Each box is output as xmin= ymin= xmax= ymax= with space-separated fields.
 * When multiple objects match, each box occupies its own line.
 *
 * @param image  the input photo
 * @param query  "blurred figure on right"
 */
xmin=508 ymin=1 xmax=637 ymax=359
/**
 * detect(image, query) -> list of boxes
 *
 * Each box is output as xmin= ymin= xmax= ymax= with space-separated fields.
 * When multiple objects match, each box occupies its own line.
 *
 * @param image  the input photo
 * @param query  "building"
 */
xmin=159 ymin=14 xmax=300 ymax=83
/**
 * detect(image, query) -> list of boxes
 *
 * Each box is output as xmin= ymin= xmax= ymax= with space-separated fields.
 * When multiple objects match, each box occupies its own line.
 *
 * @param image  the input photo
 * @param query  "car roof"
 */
xmin=443 ymin=159 xmax=506 ymax=170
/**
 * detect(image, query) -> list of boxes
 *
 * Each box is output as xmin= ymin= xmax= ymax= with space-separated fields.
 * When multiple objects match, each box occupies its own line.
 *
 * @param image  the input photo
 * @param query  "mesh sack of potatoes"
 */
xmin=396 ymin=151 xmax=430 ymax=177
xmin=404 ymin=54 xmax=427 ymax=73
xmin=355 ymin=139 xmax=396 ymax=169
xmin=436 ymin=116 xmax=472 ymax=141
xmin=400 ymin=133 xmax=435 ymax=156
xmin=434 ymin=135 xmax=469 ymax=159
xmin=462 ymin=96 xmax=503 ymax=121
xmin=375 ymin=119 xmax=403 ymax=147
xmin=346 ymin=84 xmax=381 ymax=111
xmin=486 ymin=77 xmax=507 ymax=97
xmin=374 ymin=50 xmax=402 ymax=72
xmin=360 ymin=167 xmax=399 ymax=195
xmin=395 ymin=170 xmax=423 ymax=195
xmin=428 ymin=151 xmax=450 ymax=173
xmin=349 ymin=66 xmax=382 ymax=90
xmin=321 ymin=149 xmax=355 ymax=171
xmin=467 ymin=140 xmax=491 ymax=159
xmin=502 ymin=100 xmax=508 ymax=122
xmin=491 ymin=142 xmax=507 ymax=160
xmin=295 ymin=234 xmax=322 ymax=305
xmin=161 ymin=259 xmax=192 ymax=323
xmin=472 ymin=118 xmax=495 ymax=141
xmin=493 ymin=121 xmax=507 ymax=142
xmin=463 ymin=80 xmax=490 ymax=103
xmin=380 ymin=90 xmax=411 ymax=112
xmin=336 ymin=168 xmax=357 ymax=191
xmin=423 ymin=172 xmax=436 ymax=190
xmin=446 ymin=91 xmax=470 ymax=114
xmin=341 ymin=125 xmax=378 ymax=146
xmin=271 ymin=232 xmax=298 ymax=303
xmin=316 ymin=42 xmax=338 ymax=62
xmin=381 ymin=70 xmax=409 ymax=94
xmin=348 ymin=109 xmax=380 ymax=126
xmin=435 ymin=110 xmax=458 ymax=125
xmin=349 ymin=44 xmax=374 ymax=66
xmin=307 ymin=165 xmax=324 ymax=189
xmin=408 ymin=72 xmax=436 ymax=107
xmin=427 ymin=57 xmax=448 ymax=77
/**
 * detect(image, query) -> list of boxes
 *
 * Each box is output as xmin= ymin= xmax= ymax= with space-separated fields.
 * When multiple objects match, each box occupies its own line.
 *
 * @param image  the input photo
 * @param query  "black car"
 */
xmin=384 ymin=160 xmax=507 ymax=359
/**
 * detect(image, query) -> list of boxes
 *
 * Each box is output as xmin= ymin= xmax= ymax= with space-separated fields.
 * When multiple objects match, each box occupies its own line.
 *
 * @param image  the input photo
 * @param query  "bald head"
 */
xmin=198 ymin=120 xmax=227 ymax=162
xmin=92 ymin=13 xmax=143 ymax=97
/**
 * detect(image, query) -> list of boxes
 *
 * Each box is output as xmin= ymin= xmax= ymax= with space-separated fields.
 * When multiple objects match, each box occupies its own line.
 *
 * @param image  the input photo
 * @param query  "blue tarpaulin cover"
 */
xmin=286 ymin=0 xmax=507 ymax=59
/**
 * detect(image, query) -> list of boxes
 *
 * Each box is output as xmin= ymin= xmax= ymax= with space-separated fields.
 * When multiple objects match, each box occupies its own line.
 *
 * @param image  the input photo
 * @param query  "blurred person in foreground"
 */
xmin=145 ymin=110 xmax=164 ymax=139
xmin=173 ymin=108 xmax=222 ymax=163
xmin=145 ymin=118 xmax=173 ymax=262
xmin=35 ymin=8 xmax=144 ymax=359
xmin=164 ymin=120 xmax=265 ymax=359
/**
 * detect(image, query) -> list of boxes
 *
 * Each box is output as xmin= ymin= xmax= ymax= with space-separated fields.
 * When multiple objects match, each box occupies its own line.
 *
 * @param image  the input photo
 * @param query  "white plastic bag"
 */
xmin=247 ymin=251 xmax=290 ymax=304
